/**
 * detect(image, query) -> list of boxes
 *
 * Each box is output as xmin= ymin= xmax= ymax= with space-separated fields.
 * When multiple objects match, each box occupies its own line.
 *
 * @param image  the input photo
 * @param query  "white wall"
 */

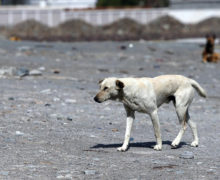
xmin=169 ymin=9 xmax=220 ymax=24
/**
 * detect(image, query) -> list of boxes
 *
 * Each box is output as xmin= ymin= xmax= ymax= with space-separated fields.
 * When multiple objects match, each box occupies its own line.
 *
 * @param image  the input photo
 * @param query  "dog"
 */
xmin=202 ymin=34 xmax=220 ymax=63
xmin=94 ymin=75 xmax=206 ymax=151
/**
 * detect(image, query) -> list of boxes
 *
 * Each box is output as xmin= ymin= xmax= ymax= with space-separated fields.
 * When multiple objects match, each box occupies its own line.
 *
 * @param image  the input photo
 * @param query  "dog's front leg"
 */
xmin=150 ymin=110 xmax=162 ymax=151
xmin=117 ymin=106 xmax=134 ymax=152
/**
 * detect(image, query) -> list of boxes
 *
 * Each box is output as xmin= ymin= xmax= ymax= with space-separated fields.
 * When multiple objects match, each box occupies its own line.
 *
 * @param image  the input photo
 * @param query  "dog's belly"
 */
xmin=123 ymin=97 xmax=156 ymax=113
xmin=156 ymin=95 xmax=175 ymax=107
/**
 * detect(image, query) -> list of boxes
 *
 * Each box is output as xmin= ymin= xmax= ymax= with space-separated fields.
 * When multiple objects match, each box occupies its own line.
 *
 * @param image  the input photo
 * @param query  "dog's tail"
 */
xmin=190 ymin=79 xmax=207 ymax=98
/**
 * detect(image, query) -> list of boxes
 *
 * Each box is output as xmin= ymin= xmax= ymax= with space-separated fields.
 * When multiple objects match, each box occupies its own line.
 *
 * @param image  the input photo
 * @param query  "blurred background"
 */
xmin=0 ymin=0 xmax=220 ymax=41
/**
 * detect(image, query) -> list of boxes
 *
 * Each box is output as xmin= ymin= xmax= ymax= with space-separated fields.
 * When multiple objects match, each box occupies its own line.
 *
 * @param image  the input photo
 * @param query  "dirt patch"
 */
xmin=50 ymin=19 xmax=102 ymax=41
xmin=101 ymin=18 xmax=144 ymax=40
xmin=4 ymin=16 xmax=220 ymax=41
xmin=7 ymin=20 xmax=51 ymax=41
xmin=194 ymin=17 xmax=220 ymax=35
xmin=142 ymin=15 xmax=186 ymax=40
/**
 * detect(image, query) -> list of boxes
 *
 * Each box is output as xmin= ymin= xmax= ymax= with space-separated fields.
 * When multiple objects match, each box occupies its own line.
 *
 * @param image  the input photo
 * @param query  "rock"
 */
xmin=15 ymin=131 xmax=25 ymax=136
xmin=179 ymin=151 xmax=194 ymax=159
xmin=38 ymin=66 xmax=46 ymax=71
xmin=0 ymin=171 xmax=9 ymax=176
xmin=93 ymin=158 xmax=100 ymax=161
xmin=153 ymin=65 xmax=160 ymax=69
xmin=53 ymin=69 xmax=60 ymax=74
xmin=56 ymin=175 xmax=64 ymax=179
xmin=84 ymin=170 xmax=96 ymax=175
xmin=53 ymin=97 xmax=60 ymax=102
xmin=8 ymin=97 xmax=15 ymax=100
xmin=29 ymin=69 xmax=42 ymax=76
xmin=66 ymin=117 xmax=72 ymax=121
xmin=17 ymin=46 xmax=33 ymax=52
xmin=16 ymin=67 xmax=29 ymax=77
xmin=129 ymin=43 xmax=134 ymax=48
xmin=56 ymin=174 xmax=72 ymax=179
xmin=65 ymin=99 xmax=76 ymax=104
xmin=112 ymin=128 xmax=118 ymax=132
xmin=0 ymin=66 xmax=16 ymax=76
xmin=49 ymin=114 xmax=62 ymax=120
xmin=40 ymin=89 xmax=51 ymax=94
xmin=175 ymin=170 xmax=184 ymax=174
xmin=64 ymin=174 xmax=72 ymax=178
xmin=119 ymin=45 xmax=127 ymax=50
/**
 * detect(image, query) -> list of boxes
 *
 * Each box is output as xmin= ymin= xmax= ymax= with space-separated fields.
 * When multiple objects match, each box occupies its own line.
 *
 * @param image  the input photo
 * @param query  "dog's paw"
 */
xmin=153 ymin=144 xmax=162 ymax=151
xmin=117 ymin=146 xmax=128 ymax=152
xmin=191 ymin=141 xmax=198 ymax=147
xmin=171 ymin=140 xmax=179 ymax=148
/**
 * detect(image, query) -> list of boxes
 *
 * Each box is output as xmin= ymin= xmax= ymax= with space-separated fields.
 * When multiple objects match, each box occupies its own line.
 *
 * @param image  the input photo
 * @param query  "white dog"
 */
xmin=94 ymin=75 xmax=206 ymax=151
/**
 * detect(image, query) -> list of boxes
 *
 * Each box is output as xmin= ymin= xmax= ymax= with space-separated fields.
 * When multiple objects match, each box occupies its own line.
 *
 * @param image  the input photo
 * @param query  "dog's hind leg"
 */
xmin=171 ymin=88 xmax=194 ymax=148
xmin=117 ymin=106 xmax=135 ymax=152
xmin=172 ymin=107 xmax=199 ymax=147
xmin=187 ymin=114 xmax=199 ymax=147
xmin=171 ymin=106 xmax=189 ymax=148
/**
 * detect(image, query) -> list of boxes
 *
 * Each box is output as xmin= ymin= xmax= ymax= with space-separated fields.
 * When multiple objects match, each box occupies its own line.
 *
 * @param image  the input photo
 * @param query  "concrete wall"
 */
xmin=0 ymin=7 xmax=220 ymax=27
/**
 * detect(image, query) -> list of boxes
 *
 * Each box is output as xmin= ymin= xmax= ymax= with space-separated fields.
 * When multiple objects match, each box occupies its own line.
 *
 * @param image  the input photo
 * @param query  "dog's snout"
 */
xmin=94 ymin=96 xmax=101 ymax=103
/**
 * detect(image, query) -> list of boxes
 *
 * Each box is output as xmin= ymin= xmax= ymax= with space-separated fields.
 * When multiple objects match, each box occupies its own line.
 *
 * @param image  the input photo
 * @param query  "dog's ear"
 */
xmin=98 ymin=79 xmax=104 ymax=84
xmin=116 ymin=80 xmax=124 ymax=90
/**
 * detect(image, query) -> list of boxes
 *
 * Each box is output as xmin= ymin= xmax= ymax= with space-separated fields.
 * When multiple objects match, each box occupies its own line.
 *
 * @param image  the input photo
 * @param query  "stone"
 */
xmin=84 ymin=170 xmax=96 ymax=175
xmin=8 ymin=97 xmax=15 ymax=100
xmin=38 ymin=66 xmax=46 ymax=71
xmin=179 ymin=151 xmax=194 ymax=159
xmin=65 ymin=99 xmax=76 ymax=104
xmin=17 ymin=46 xmax=33 ymax=52
xmin=0 ymin=171 xmax=9 ymax=176
xmin=112 ymin=128 xmax=118 ymax=132
xmin=129 ymin=43 xmax=134 ymax=48
xmin=16 ymin=67 xmax=29 ymax=77
xmin=56 ymin=175 xmax=64 ymax=179
xmin=53 ymin=97 xmax=60 ymax=102
xmin=40 ymin=89 xmax=51 ymax=94
xmin=29 ymin=69 xmax=42 ymax=76
xmin=67 ymin=117 xmax=72 ymax=121
xmin=0 ymin=66 xmax=16 ymax=76
xmin=15 ymin=131 xmax=25 ymax=136
xmin=53 ymin=69 xmax=60 ymax=74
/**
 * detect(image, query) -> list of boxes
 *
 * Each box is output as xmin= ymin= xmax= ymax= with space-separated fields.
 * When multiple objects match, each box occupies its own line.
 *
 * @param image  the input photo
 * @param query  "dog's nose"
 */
xmin=94 ymin=96 xmax=99 ymax=103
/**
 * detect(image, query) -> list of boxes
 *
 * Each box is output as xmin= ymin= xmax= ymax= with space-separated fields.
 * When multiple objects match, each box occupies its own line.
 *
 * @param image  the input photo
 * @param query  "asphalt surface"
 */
xmin=0 ymin=39 xmax=219 ymax=179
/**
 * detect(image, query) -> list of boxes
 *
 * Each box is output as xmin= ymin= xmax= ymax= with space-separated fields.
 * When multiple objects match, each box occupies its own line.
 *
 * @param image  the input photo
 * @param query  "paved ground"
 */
xmin=0 ymin=39 xmax=219 ymax=179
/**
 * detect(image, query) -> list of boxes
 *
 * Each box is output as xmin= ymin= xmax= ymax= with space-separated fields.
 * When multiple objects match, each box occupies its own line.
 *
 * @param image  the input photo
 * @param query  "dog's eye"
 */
xmin=103 ymin=87 xmax=108 ymax=91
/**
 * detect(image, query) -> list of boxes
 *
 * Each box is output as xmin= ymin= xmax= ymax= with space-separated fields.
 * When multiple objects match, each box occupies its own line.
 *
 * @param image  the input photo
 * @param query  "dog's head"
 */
xmin=94 ymin=78 xmax=124 ymax=103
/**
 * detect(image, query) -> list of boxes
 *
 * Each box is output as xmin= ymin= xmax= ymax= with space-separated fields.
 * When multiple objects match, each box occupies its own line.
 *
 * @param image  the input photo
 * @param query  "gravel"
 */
xmin=0 ymin=39 xmax=219 ymax=179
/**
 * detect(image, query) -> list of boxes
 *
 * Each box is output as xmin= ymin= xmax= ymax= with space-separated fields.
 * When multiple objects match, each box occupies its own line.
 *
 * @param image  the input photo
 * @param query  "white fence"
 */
xmin=0 ymin=7 xmax=168 ymax=27
xmin=0 ymin=7 xmax=220 ymax=27
xmin=27 ymin=0 xmax=97 ymax=8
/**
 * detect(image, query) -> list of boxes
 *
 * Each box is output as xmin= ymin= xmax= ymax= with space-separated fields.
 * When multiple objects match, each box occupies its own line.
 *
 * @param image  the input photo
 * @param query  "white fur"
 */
xmin=94 ymin=75 xmax=206 ymax=151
